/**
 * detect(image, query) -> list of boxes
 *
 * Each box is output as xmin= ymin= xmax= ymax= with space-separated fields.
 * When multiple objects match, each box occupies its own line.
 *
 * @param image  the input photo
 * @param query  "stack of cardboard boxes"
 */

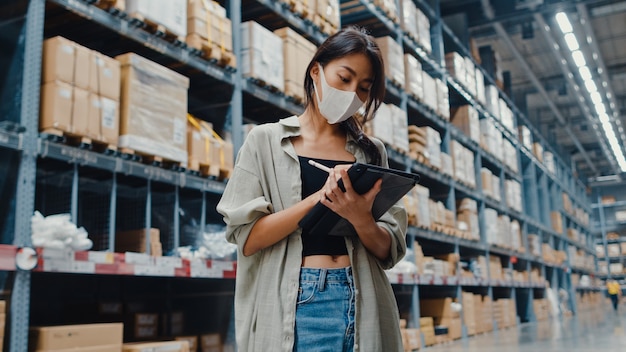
xmin=187 ymin=0 xmax=235 ymax=66
xmin=457 ymin=198 xmax=479 ymax=240
xmin=375 ymin=36 xmax=405 ymax=88
xmin=419 ymin=317 xmax=436 ymax=346
xmin=240 ymin=21 xmax=285 ymax=91
xmin=41 ymin=36 xmax=121 ymax=148
xmin=451 ymin=105 xmax=480 ymax=143
xmin=450 ymin=141 xmax=476 ymax=188
xmin=368 ymin=103 xmax=409 ymax=154
xmin=407 ymin=125 xmax=441 ymax=169
xmin=187 ymin=115 xmax=234 ymax=179
xmin=29 ymin=323 xmax=124 ymax=351
xmin=399 ymin=319 xmax=421 ymax=352
xmin=420 ymin=297 xmax=462 ymax=342
xmin=274 ymin=27 xmax=317 ymax=101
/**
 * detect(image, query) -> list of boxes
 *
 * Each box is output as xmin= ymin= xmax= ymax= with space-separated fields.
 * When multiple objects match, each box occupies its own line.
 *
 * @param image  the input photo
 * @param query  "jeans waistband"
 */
xmin=300 ymin=266 xmax=352 ymax=282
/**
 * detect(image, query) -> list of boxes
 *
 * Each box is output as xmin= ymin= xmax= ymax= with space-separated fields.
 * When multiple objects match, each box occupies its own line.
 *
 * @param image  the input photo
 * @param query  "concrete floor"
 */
xmin=426 ymin=305 xmax=626 ymax=351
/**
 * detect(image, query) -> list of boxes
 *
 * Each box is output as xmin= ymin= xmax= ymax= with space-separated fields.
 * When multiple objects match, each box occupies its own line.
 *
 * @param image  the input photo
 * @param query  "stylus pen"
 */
xmin=308 ymin=159 xmax=332 ymax=173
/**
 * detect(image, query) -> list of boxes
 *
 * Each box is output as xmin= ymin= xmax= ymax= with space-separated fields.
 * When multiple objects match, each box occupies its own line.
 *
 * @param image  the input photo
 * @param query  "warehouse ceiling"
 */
xmin=439 ymin=0 xmax=626 ymax=182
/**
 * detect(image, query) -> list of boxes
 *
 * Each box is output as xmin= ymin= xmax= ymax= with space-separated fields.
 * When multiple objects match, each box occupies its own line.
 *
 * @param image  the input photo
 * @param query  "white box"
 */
xmin=422 ymin=73 xmax=438 ymax=112
xmin=404 ymin=54 xmax=424 ymax=100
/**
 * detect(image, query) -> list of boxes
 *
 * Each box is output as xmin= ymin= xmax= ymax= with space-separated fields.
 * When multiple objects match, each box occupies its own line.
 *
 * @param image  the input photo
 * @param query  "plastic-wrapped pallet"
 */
xmin=464 ymin=56 xmax=476 ymax=97
xmin=368 ymin=103 xmax=395 ymax=147
xmin=475 ymin=67 xmax=485 ymax=104
xmin=422 ymin=72 xmax=438 ymax=112
xmin=445 ymin=52 xmax=466 ymax=86
xmin=126 ymin=0 xmax=187 ymax=39
xmin=451 ymin=141 xmax=466 ymax=182
xmin=317 ymin=0 xmax=340 ymax=30
xmin=440 ymin=152 xmax=453 ymax=177
xmin=416 ymin=8 xmax=431 ymax=53
xmin=484 ymin=208 xmax=498 ymax=245
xmin=499 ymin=98 xmax=515 ymax=132
xmin=518 ymin=125 xmax=532 ymax=150
xmin=116 ymin=53 xmax=189 ymax=164
xmin=415 ymin=185 xmax=431 ymax=229
xmin=492 ymin=173 xmax=501 ymax=201
xmin=240 ymin=21 xmax=284 ymax=91
xmin=401 ymin=0 xmax=418 ymax=40
xmin=274 ymin=27 xmax=317 ymax=101
xmin=464 ymin=148 xmax=476 ymax=188
xmin=424 ymin=126 xmax=442 ymax=169
xmin=436 ymin=78 xmax=450 ymax=120
xmin=391 ymin=104 xmax=409 ymax=153
xmin=375 ymin=36 xmax=405 ymax=88
xmin=484 ymin=84 xmax=500 ymax=118
xmin=404 ymin=54 xmax=424 ymax=100
xmin=544 ymin=151 xmax=556 ymax=174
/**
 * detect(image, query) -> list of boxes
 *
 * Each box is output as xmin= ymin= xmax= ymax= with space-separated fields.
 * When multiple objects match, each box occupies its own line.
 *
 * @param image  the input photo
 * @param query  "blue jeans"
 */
xmin=294 ymin=267 xmax=355 ymax=352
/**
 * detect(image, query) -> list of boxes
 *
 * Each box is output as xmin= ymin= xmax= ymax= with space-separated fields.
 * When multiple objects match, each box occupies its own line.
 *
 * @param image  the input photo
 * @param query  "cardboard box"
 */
xmin=404 ymin=54 xmax=424 ymax=100
xmin=274 ymin=26 xmax=316 ymax=100
xmin=451 ymin=105 xmax=479 ymax=142
xmin=74 ymin=43 xmax=91 ymax=90
xmin=201 ymin=333 xmax=222 ymax=350
xmin=34 ymin=345 xmax=122 ymax=352
xmin=29 ymin=323 xmax=123 ymax=351
xmin=175 ymin=336 xmax=197 ymax=352
xmin=115 ymin=228 xmax=161 ymax=253
xmin=240 ymin=21 xmax=284 ymax=91
xmin=117 ymin=52 xmax=189 ymax=164
xmin=440 ymin=317 xmax=462 ymax=340
xmin=42 ymin=36 xmax=76 ymax=84
xmin=123 ymin=340 xmax=190 ymax=352
xmin=89 ymin=51 xmax=121 ymax=101
xmin=40 ymin=81 xmax=73 ymax=132
xmin=72 ymin=87 xmax=90 ymax=137
xmin=420 ymin=298 xmax=460 ymax=319
xmin=186 ymin=1 xmax=234 ymax=67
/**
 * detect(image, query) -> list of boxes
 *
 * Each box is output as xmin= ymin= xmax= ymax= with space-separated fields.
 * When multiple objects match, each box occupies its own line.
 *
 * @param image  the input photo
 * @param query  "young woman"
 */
xmin=217 ymin=26 xmax=407 ymax=351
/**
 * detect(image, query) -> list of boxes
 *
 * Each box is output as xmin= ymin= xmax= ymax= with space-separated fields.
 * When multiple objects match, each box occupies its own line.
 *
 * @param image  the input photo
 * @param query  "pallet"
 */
xmin=313 ymin=14 xmax=338 ymax=35
xmin=186 ymin=34 xmax=236 ymax=68
xmin=187 ymin=159 xmax=219 ymax=178
xmin=95 ymin=0 xmax=126 ymax=15
xmin=128 ymin=13 xmax=185 ymax=45
xmin=41 ymin=128 xmax=117 ymax=154
xmin=119 ymin=147 xmax=184 ymax=170
xmin=248 ymin=77 xmax=284 ymax=95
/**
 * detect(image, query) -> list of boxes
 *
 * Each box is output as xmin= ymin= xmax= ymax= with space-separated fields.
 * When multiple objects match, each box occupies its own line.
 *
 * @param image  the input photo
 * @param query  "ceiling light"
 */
xmin=595 ymin=104 xmax=606 ymax=115
xmin=599 ymin=113 xmax=610 ymax=123
xmin=556 ymin=12 xmax=573 ymax=33
xmin=579 ymin=66 xmax=592 ymax=80
xmin=564 ymin=33 xmax=579 ymax=50
xmin=590 ymin=91 xmax=602 ymax=104
xmin=572 ymin=50 xmax=586 ymax=67
xmin=585 ymin=80 xmax=597 ymax=92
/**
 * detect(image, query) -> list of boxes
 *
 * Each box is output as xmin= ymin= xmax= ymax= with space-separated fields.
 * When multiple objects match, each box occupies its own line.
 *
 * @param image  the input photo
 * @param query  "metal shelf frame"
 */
xmin=0 ymin=0 xmax=600 ymax=349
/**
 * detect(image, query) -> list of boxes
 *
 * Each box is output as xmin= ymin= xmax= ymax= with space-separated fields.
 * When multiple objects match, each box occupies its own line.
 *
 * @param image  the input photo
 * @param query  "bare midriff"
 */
xmin=302 ymin=255 xmax=350 ymax=268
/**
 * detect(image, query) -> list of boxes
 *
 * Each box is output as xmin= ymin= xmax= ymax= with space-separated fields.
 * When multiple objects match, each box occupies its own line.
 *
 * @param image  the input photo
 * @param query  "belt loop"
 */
xmin=318 ymin=269 xmax=327 ymax=292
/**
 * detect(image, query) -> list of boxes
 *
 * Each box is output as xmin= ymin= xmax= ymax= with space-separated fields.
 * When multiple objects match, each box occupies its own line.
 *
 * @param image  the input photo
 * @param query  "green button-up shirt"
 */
xmin=217 ymin=116 xmax=407 ymax=351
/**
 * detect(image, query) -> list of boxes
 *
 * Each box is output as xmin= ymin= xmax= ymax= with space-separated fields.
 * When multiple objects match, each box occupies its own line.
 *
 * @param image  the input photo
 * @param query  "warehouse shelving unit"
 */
xmin=592 ymin=182 xmax=626 ymax=294
xmin=0 ymin=0 xmax=602 ymax=350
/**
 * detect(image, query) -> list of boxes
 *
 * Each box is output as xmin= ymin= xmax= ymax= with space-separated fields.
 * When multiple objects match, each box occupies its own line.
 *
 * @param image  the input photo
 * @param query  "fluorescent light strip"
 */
xmin=556 ymin=12 xmax=573 ymax=33
xmin=579 ymin=66 xmax=592 ymax=81
xmin=572 ymin=50 xmax=586 ymax=67
xmin=564 ymin=32 xmax=579 ymax=50
xmin=555 ymin=12 xmax=626 ymax=172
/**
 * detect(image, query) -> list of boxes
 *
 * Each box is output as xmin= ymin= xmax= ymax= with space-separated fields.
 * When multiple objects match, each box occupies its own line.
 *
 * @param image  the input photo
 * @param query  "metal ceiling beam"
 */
xmin=479 ymin=0 xmax=598 ymax=174
xmin=577 ymin=3 xmax=626 ymax=154
xmin=533 ymin=13 xmax=619 ymax=175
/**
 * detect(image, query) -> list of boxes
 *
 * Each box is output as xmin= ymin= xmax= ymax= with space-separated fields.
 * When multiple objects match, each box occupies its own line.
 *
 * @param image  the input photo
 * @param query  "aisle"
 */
xmin=426 ymin=304 xmax=626 ymax=351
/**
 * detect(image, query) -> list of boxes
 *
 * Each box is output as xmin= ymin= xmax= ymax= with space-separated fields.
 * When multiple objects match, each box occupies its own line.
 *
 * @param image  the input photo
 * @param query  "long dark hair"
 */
xmin=303 ymin=26 xmax=385 ymax=166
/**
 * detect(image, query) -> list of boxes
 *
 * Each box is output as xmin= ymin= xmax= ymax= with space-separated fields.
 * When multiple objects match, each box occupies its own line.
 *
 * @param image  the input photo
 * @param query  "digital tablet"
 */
xmin=298 ymin=162 xmax=420 ymax=236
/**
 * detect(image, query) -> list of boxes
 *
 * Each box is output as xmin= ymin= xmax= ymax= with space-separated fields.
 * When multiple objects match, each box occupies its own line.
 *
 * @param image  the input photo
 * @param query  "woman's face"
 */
xmin=313 ymin=53 xmax=374 ymax=103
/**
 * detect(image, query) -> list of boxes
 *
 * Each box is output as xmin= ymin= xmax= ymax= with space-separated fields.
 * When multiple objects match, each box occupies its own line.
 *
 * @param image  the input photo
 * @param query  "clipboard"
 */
xmin=298 ymin=162 xmax=420 ymax=237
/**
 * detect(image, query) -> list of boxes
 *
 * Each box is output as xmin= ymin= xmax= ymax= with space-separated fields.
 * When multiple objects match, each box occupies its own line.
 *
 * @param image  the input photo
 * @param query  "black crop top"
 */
xmin=299 ymin=156 xmax=354 ymax=256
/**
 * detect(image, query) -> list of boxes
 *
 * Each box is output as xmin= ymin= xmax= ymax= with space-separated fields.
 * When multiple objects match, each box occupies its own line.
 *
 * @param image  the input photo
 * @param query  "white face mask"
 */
xmin=313 ymin=64 xmax=365 ymax=124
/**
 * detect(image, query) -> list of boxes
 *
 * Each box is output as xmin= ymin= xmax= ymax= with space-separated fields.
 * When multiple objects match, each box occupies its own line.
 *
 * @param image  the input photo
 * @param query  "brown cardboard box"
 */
xmin=100 ymin=96 xmax=120 ymax=145
xmin=40 ymin=81 xmax=73 ymax=132
xmin=74 ymin=44 xmax=91 ymax=90
xmin=274 ymin=26 xmax=316 ymax=100
xmin=115 ymin=228 xmax=161 ymax=253
xmin=71 ymin=87 xmax=90 ymax=137
xmin=123 ymin=340 xmax=190 ymax=352
xmin=89 ymin=51 xmax=121 ymax=101
xmin=42 ymin=36 xmax=76 ymax=84
xmin=201 ymin=333 xmax=222 ymax=350
xmin=551 ymin=211 xmax=563 ymax=234
xmin=440 ymin=317 xmax=462 ymax=340
xmin=451 ymin=105 xmax=480 ymax=142
xmin=29 ymin=323 xmax=123 ymax=351
xmin=175 ymin=336 xmax=197 ymax=352
xmin=116 ymin=52 xmax=189 ymax=164
xmin=420 ymin=298 xmax=460 ymax=320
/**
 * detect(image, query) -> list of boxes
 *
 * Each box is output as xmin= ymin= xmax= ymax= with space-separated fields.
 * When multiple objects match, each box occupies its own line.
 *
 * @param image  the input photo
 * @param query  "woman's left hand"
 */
xmin=319 ymin=166 xmax=382 ymax=227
